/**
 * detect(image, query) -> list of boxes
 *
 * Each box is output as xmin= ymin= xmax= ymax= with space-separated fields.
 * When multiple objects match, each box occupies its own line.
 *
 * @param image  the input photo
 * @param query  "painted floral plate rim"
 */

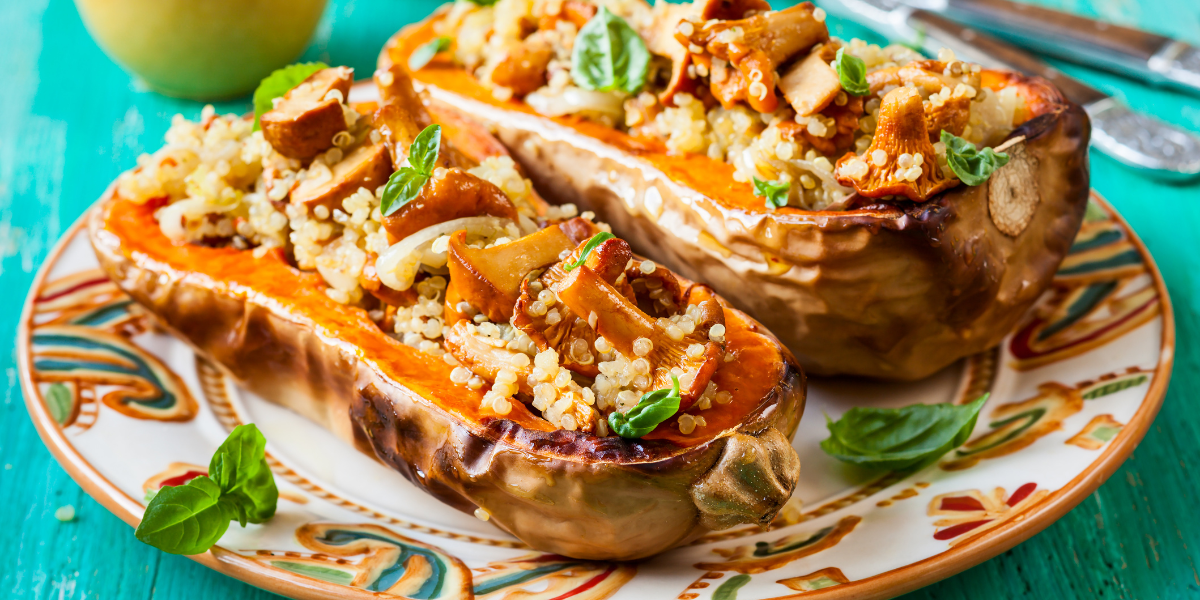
xmin=18 ymin=190 xmax=1173 ymax=600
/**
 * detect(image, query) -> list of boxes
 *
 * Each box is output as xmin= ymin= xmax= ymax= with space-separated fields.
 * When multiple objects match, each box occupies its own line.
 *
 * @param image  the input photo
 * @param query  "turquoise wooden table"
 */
xmin=2 ymin=0 xmax=1197 ymax=597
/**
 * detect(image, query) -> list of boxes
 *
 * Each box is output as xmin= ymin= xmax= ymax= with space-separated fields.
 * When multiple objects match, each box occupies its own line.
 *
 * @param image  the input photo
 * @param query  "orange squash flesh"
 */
xmin=385 ymin=16 xmax=1091 ymax=380
xmin=89 ymin=103 xmax=806 ymax=560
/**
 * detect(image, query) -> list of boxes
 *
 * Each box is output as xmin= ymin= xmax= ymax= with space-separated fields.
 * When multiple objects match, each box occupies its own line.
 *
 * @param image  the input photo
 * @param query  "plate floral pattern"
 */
xmin=18 ymin=192 xmax=1172 ymax=600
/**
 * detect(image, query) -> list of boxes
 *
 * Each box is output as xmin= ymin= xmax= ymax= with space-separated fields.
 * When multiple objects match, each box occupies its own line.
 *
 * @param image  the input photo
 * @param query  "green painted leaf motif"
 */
xmin=135 ymin=476 xmax=235 ymax=555
xmin=808 ymin=576 xmax=842 ymax=590
xmin=713 ymin=574 xmax=752 ymax=600
xmin=409 ymin=36 xmax=452 ymax=71
xmin=752 ymin=177 xmax=791 ymax=209
xmin=609 ymin=376 xmax=682 ymax=438
xmin=46 ymin=382 xmax=73 ymax=425
xmin=571 ymin=6 xmax=651 ymax=94
xmin=955 ymin=407 xmax=1044 ymax=457
xmin=564 ymin=232 xmax=616 ymax=271
xmin=272 ymin=561 xmax=356 ymax=586
xmin=941 ymin=130 xmax=1010 ymax=186
xmin=820 ymin=395 xmax=988 ymax=470
xmin=252 ymin=62 xmax=329 ymax=131
xmin=1083 ymin=200 xmax=1109 ymax=222
xmin=834 ymin=48 xmax=870 ymax=96
xmin=1083 ymin=375 xmax=1148 ymax=399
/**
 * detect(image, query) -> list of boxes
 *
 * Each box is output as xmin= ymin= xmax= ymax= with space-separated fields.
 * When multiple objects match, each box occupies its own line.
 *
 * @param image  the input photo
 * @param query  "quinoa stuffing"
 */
xmin=430 ymin=0 xmax=1029 ymax=210
xmin=118 ymin=61 xmax=732 ymax=438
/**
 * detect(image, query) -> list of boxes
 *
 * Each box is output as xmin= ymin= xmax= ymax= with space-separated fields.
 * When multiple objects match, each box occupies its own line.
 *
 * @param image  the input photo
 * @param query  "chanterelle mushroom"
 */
xmin=834 ymin=87 xmax=956 ymax=201
xmin=374 ymin=64 xmax=473 ymax=170
xmin=447 ymin=218 xmax=597 ymax=322
xmin=444 ymin=319 xmax=535 ymax=397
xmin=261 ymin=67 xmax=354 ymax=160
xmin=382 ymin=168 xmax=518 ymax=244
xmin=677 ymin=2 xmax=828 ymax=113
xmin=513 ymin=236 xmax=635 ymax=377
xmin=779 ymin=41 xmax=842 ymax=117
xmin=291 ymin=143 xmax=392 ymax=211
xmin=546 ymin=249 xmax=726 ymax=408
xmin=536 ymin=0 xmax=596 ymax=30
xmin=868 ymin=60 xmax=981 ymax=141
xmin=491 ymin=36 xmax=555 ymax=98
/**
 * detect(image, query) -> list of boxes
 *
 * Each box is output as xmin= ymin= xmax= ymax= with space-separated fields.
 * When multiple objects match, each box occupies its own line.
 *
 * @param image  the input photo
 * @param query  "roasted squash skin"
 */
xmin=384 ymin=18 xmax=1091 ymax=380
xmin=87 ymin=104 xmax=806 ymax=561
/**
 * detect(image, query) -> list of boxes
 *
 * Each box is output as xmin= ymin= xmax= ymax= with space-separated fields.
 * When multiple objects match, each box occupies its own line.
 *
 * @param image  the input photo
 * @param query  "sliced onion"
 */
xmin=526 ymin=86 xmax=624 ymax=118
xmin=156 ymin=197 xmax=236 ymax=242
xmin=376 ymin=216 xmax=513 ymax=291
xmin=791 ymin=158 xmax=852 ymax=195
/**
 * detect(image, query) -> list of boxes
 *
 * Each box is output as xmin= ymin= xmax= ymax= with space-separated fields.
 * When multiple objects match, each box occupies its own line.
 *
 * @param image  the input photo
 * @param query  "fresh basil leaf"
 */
xmin=833 ymin=48 xmax=870 ymax=97
xmin=941 ymin=130 xmax=1010 ymax=186
xmin=410 ymin=36 xmax=452 ymax=71
xmin=208 ymin=424 xmax=277 ymax=524
xmin=609 ymin=376 xmax=682 ymax=438
xmin=571 ymin=6 xmax=651 ymax=95
xmin=465 ymin=0 xmax=499 ymax=4
xmin=752 ymin=177 xmax=791 ymax=209
xmin=380 ymin=169 xmax=431 ymax=217
xmin=232 ymin=459 xmax=278 ymax=524
xmin=136 ymin=425 xmax=279 ymax=555
xmin=252 ymin=62 xmax=329 ymax=131
xmin=563 ymin=232 xmax=616 ymax=271
xmin=208 ymin=423 xmax=265 ymax=493
xmin=408 ymin=124 xmax=443 ymax=176
xmin=380 ymin=124 xmax=443 ymax=217
xmin=134 ymin=476 xmax=236 ymax=555
xmin=820 ymin=394 xmax=988 ymax=471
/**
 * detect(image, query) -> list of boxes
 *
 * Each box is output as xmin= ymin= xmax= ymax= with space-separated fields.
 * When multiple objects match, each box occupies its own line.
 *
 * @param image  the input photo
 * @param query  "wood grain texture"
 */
xmin=1 ymin=0 xmax=1197 ymax=598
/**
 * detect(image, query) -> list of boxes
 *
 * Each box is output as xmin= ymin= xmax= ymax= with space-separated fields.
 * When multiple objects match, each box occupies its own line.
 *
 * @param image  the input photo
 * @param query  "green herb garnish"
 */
xmin=252 ymin=62 xmax=329 ymax=131
xmin=833 ymin=48 xmax=870 ymax=97
xmin=380 ymin=124 xmax=442 ymax=217
xmin=609 ymin=376 xmax=683 ymax=438
xmin=563 ymin=232 xmax=616 ymax=271
xmin=941 ymin=130 xmax=1010 ymax=186
xmin=752 ymin=177 xmax=791 ymax=209
xmin=571 ymin=6 xmax=651 ymax=95
xmin=465 ymin=0 xmax=499 ymax=4
xmin=135 ymin=424 xmax=278 ymax=555
xmin=410 ymin=36 xmax=452 ymax=71
xmin=820 ymin=395 xmax=988 ymax=471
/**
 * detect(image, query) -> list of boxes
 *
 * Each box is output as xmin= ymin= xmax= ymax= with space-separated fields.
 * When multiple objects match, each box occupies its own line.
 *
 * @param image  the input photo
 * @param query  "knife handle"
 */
xmin=1087 ymin=99 xmax=1200 ymax=180
xmin=909 ymin=10 xmax=1200 ymax=181
xmin=911 ymin=11 xmax=1108 ymax=106
xmin=945 ymin=0 xmax=1168 ymax=61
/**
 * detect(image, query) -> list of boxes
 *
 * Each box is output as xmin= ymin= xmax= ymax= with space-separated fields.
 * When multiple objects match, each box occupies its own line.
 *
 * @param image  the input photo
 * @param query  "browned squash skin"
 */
xmin=384 ymin=18 xmax=1091 ymax=380
xmin=87 ymin=107 xmax=806 ymax=561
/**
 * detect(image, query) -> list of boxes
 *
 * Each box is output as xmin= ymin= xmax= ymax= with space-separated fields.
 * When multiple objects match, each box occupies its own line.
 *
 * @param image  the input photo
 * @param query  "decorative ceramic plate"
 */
xmin=19 ymin=188 xmax=1172 ymax=600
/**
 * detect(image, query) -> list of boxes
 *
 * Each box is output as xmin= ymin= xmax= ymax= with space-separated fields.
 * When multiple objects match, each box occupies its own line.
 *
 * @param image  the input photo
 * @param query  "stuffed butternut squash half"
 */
xmin=88 ymin=63 xmax=804 ymax=560
xmin=386 ymin=0 xmax=1091 ymax=379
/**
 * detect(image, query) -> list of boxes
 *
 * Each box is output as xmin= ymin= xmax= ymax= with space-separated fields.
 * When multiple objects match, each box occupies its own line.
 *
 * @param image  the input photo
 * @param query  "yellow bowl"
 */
xmin=75 ymin=0 xmax=327 ymax=100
